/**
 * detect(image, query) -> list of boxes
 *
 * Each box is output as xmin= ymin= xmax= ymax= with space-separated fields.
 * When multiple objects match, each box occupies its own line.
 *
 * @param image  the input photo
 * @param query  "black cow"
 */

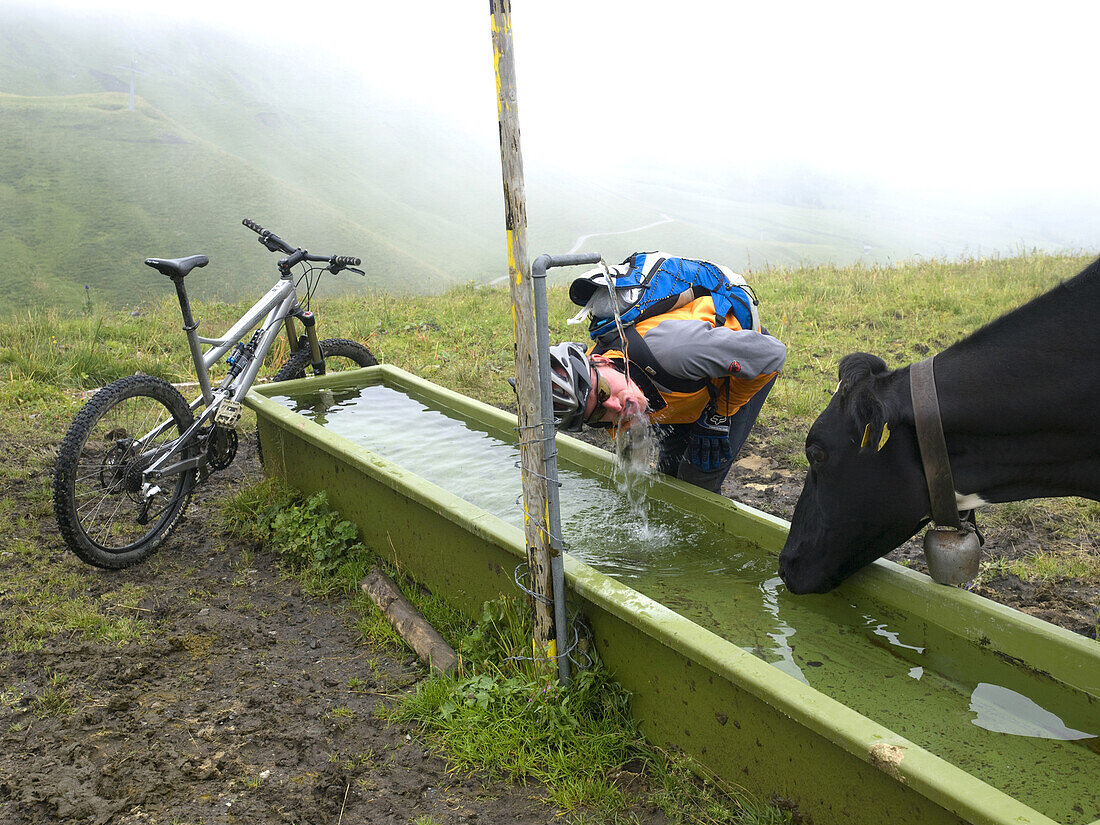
xmin=778 ymin=257 xmax=1100 ymax=594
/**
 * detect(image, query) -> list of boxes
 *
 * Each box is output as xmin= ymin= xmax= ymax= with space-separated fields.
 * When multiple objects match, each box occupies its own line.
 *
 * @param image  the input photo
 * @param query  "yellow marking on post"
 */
xmin=490 ymin=9 xmax=511 ymax=116
xmin=506 ymin=230 xmax=519 ymax=284
xmin=533 ymin=637 xmax=557 ymax=661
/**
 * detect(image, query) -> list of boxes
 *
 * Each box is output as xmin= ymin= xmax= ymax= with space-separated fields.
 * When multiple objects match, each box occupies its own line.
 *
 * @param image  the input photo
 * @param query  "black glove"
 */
xmin=687 ymin=404 xmax=732 ymax=473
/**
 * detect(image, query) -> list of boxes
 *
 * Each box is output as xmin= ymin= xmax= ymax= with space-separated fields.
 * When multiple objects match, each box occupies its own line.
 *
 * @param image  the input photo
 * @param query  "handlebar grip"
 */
xmin=334 ymin=256 xmax=362 ymax=267
xmin=242 ymin=218 xmax=265 ymax=235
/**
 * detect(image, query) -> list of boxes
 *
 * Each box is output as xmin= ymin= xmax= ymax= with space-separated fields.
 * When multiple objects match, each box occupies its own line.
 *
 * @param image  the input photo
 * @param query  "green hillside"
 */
xmin=0 ymin=91 xmax=450 ymax=310
xmin=0 ymin=4 xmax=508 ymax=312
xmin=2 ymin=4 xmax=1095 ymax=314
xmin=0 ymin=2 xmax=671 ymax=298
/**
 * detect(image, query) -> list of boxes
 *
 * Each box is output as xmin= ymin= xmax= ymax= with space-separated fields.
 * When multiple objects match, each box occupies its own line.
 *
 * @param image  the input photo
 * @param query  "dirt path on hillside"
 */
xmin=1 ymin=422 xmax=1095 ymax=824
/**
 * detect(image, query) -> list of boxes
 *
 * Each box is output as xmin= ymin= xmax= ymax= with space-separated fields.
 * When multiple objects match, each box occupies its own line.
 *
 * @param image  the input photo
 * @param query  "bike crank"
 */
xmin=207 ymin=425 xmax=238 ymax=472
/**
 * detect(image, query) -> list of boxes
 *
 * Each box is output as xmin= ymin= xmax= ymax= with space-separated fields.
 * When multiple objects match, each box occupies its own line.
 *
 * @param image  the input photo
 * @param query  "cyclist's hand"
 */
xmin=687 ymin=405 xmax=732 ymax=473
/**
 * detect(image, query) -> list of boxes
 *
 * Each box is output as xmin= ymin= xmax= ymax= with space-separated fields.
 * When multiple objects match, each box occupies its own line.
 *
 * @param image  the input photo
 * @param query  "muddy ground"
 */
xmin=1 ymin=440 xmax=591 ymax=825
xmin=1 ymin=423 xmax=1096 ymax=824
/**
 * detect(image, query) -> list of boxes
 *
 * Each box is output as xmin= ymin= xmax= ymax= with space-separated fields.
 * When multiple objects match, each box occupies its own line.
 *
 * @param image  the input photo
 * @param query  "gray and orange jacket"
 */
xmin=591 ymin=295 xmax=786 ymax=425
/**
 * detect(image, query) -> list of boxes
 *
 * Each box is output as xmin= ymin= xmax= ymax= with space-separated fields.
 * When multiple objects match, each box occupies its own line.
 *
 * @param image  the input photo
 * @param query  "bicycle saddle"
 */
xmin=144 ymin=255 xmax=209 ymax=279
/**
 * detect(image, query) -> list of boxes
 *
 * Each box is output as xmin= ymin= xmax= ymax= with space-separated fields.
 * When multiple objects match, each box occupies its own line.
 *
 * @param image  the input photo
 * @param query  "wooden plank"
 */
xmin=361 ymin=567 xmax=459 ymax=674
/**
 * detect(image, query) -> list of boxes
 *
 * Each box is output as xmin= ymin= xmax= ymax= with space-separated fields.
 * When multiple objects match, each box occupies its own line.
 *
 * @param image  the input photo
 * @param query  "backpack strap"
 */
xmin=596 ymin=328 xmax=710 ymax=395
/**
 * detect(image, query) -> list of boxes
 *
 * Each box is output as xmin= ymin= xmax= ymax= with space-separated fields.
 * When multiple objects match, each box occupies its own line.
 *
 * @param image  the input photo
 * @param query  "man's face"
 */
xmin=586 ymin=356 xmax=648 ymax=425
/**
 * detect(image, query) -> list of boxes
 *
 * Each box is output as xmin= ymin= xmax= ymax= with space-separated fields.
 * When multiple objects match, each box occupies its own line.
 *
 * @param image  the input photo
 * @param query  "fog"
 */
xmin=17 ymin=0 xmax=1100 ymax=266
xmin=115 ymin=1 xmax=1098 ymax=197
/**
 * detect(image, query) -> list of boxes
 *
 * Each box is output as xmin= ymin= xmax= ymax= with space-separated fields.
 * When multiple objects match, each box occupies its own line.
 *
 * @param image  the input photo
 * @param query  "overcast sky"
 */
xmin=29 ymin=1 xmax=1100 ymax=203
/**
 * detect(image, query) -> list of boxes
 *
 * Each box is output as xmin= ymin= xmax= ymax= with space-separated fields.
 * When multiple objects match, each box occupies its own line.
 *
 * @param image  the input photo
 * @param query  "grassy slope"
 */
xmin=2 ymin=5 xmax=1096 ymax=313
xmin=0 ymin=6 xmax=491 ymax=309
xmin=3 ymin=251 xmax=1096 ymax=571
xmin=0 ymin=91 xmax=453 ymax=309
xmin=3 ymin=251 xmax=1094 ymax=444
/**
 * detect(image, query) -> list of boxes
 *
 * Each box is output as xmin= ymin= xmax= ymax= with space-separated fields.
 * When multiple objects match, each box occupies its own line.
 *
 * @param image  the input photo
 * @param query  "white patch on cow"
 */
xmin=955 ymin=491 xmax=989 ymax=510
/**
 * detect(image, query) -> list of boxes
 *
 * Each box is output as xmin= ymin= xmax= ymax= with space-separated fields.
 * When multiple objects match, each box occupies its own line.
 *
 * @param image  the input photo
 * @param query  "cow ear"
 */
xmin=840 ymin=353 xmax=892 ymax=453
xmin=838 ymin=353 xmax=888 ymax=386
xmin=851 ymin=383 xmax=890 ymax=453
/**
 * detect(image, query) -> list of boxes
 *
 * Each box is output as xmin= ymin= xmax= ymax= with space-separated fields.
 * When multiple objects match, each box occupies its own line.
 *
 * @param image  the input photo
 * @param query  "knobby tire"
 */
xmin=271 ymin=338 xmax=378 ymax=382
xmin=53 ymin=374 xmax=196 ymax=569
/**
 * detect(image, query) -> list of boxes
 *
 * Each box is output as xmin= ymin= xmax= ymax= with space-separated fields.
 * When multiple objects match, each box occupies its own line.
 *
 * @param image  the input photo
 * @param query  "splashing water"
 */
xmin=597 ymin=260 xmax=665 ymax=537
xmin=611 ymin=411 xmax=661 ymax=534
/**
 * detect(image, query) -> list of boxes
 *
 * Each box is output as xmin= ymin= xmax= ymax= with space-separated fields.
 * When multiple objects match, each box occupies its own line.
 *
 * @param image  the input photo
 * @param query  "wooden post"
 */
xmin=489 ymin=0 xmax=555 ymax=662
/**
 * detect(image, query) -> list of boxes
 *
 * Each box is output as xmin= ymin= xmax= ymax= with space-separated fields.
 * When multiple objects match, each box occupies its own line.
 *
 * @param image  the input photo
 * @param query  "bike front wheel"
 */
xmin=53 ymin=374 xmax=196 ymax=569
xmin=271 ymin=337 xmax=378 ymax=382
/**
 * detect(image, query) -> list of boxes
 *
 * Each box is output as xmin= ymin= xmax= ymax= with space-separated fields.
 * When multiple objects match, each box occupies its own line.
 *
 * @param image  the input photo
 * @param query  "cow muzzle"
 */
xmin=778 ymin=551 xmax=826 ymax=595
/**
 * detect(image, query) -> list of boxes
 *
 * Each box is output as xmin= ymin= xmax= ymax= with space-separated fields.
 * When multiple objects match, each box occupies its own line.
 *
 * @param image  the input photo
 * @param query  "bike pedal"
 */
xmin=214 ymin=400 xmax=243 ymax=429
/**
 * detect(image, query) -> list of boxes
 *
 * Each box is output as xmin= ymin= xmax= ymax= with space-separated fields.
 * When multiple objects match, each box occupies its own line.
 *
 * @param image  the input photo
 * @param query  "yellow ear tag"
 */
xmin=860 ymin=423 xmax=873 ymax=448
xmin=877 ymin=422 xmax=891 ymax=451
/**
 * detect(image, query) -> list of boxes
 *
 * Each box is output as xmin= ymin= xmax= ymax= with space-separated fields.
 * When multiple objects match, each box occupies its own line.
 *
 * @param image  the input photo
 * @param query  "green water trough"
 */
xmin=247 ymin=365 xmax=1099 ymax=825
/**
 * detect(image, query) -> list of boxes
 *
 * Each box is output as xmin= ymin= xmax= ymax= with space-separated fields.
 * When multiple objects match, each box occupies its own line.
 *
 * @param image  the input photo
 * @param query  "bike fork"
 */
xmin=300 ymin=311 xmax=324 ymax=374
xmin=283 ymin=309 xmax=323 ymax=374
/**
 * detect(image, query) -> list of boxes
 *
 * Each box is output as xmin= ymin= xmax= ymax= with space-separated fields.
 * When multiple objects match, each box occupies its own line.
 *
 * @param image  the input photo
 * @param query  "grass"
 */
xmin=7 ymin=249 xmax=1095 ymax=470
xmin=1 ymin=251 xmax=1096 ymax=822
xmin=384 ymin=596 xmax=789 ymax=824
xmin=978 ymin=548 xmax=1100 ymax=585
xmin=0 ymin=501 xmax=154 ymax=650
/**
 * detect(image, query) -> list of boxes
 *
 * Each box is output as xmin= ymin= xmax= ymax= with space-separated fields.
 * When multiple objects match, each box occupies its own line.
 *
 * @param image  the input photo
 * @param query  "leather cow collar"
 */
xmin=909 ymin=356 xmax=963 ymax=529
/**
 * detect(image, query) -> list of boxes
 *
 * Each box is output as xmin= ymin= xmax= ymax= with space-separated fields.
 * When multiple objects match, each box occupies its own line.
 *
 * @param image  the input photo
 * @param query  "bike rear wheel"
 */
xmin=272 ymin=337 xmax=378 ymax=381
xmin=53 ymin=374 xmax=196 ymax=569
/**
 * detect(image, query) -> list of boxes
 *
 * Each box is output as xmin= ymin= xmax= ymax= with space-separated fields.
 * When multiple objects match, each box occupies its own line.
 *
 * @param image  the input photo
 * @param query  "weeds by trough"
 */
xmin=220 ymin=476 xmax=793 ymax=823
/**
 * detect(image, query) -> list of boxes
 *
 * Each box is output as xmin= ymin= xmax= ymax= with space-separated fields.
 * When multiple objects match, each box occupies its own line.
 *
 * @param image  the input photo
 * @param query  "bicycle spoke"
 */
xmin=55 ymin=375 xmax=196 ymax=563
xmin=88 ymin=493 xmax=130 ymax=546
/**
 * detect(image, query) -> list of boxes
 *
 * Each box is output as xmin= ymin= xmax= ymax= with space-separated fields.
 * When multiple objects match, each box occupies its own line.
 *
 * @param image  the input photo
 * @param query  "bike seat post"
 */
xmin=172 ymin=276 xmax=214 ymax=407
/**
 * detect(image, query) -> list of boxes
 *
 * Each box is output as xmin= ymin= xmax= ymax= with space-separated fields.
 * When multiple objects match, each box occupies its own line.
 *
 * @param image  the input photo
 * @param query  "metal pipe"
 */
xmin=531 ymin=251 xmax=601 ymax=685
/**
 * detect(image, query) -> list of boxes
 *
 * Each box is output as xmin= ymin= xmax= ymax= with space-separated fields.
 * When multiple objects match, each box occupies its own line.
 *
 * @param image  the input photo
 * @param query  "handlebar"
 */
xmin=242 ymin=218 xmax=294 ymax=254
xmin=242 ymin=219 xmax=362 ymax=274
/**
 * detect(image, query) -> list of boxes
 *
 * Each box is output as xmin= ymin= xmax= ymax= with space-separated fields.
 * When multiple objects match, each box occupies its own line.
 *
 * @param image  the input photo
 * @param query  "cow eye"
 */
xmin=806 ymin=444 xmax=827 ymax=466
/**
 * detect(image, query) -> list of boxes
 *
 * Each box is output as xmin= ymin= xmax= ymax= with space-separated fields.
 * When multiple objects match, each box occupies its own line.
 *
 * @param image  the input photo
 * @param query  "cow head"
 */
xmin=778 ymin=353 xmax=930 ymax=594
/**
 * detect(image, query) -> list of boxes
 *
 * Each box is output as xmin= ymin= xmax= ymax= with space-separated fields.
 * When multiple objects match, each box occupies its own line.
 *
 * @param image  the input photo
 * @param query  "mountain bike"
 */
xmin=53 ymin=219 xmax=378 ymax=569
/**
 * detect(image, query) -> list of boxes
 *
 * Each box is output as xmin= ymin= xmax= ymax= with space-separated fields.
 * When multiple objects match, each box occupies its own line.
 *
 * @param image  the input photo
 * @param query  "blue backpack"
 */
xmin=568 ymin=252 xmax=760 ymax=343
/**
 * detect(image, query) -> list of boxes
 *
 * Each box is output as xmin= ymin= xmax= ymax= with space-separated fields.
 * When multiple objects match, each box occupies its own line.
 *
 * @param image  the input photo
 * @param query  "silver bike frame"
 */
xmin=193 ymin=277 xmax=300 ymax=406
xmin=140 ymin=276 xmax=302 ymax=486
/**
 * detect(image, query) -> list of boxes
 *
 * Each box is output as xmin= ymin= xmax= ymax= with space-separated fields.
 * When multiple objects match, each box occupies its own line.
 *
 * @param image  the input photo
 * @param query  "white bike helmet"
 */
xmin=548 ymin=342 xmax=596 ymax=431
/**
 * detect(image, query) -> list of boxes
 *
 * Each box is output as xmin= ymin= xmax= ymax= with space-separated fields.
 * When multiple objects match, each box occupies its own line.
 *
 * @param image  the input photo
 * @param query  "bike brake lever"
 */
xmin=327 ymin=264 xmax=366 ymax=277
